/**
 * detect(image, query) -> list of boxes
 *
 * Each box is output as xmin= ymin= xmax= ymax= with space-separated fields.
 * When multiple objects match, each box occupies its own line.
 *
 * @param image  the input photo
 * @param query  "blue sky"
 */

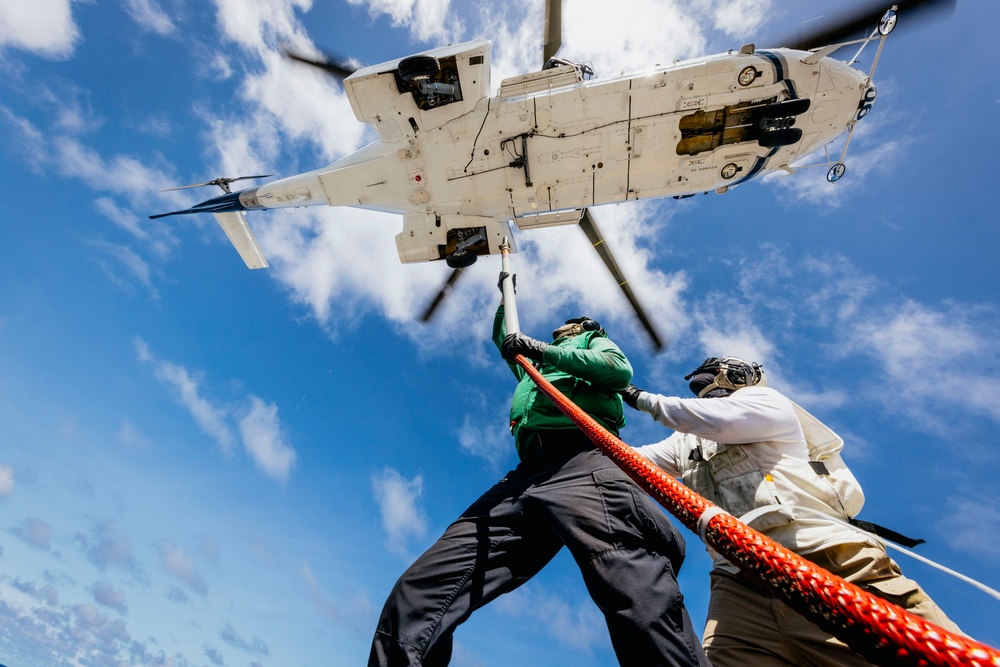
xmin=1 ymin=0 xmax=998 ymax=665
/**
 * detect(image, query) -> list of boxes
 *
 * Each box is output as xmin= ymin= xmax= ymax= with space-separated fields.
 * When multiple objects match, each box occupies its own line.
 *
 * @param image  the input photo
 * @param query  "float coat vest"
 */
xmin=493 ymin=305 xmax=631 ymax=456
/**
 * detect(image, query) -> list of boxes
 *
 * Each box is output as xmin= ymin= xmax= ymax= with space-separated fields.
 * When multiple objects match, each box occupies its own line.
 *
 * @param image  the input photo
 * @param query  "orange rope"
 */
xmin=514 ymin=354 xmax=1000 ymax=667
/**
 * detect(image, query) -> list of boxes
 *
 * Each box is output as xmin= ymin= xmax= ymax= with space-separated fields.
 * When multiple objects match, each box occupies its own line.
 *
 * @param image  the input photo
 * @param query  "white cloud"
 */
xmin=0 ymin=464 xmax=13 ymax=497
xmin=347 ymin=0 xmax=461 ymax=44
xmin=559 ymin=0 xmax=708 ymax=75
xmin=692 ymin=296 xmax=777 ymax=368
xmin=456 ymin=388 xmax=513 ymax=467
xmin=495 ymin=582 xmax=608 ymax=653
xmin=766 ymin=111 xmax=907 ymax=208
xmin=797 ymin=254 xmax=879 ymax=326
xmin=137 ymin=339 xmax=299 ymax=481
xmin=244 ymin=51 xmax=364 ymax=162
xmin=0 ymin=578 xmax=198 ymax=665
xmin=220 ymin=622 xmax=269 ymax=656
xmin=136 ymin=338 xmax=236 ymax=451
xmin=119 ymin=419 xmax=153 ymax=449
xmin=207 ymin=0 xmax=369 ymax=160
xmin=88 ymin=239 xmax=159 ymax=298
xmin=1 ymin=112 xmax=185 ymax=272
xmin=846 ymin=300 xmax=1000 ymax=430
xmin=710 ymin=0 xmax=771 ymax=38
xmin=13 ymin=517 xmax=52 ymax=550
xmin=475 ymin=0 xmax=711 ymax=89
xmin=683 ymin=244 xmax=1000 ymax=434
xmin=160 ymin=542 xmax=208 ymax=596
xmin=51 ymin=137 xmax=173 ymax=202
xmin=10 ymin=578 xmax=59 ymax=605
xmin=238 ymin=396 xmax=297 ymax=484
xmin=301 ymin=561 xmax=373 ymax=632
xmin=91 ymin=580 xmax=128 ymax=614
xmin=301 ymin=562 xmax=338 ymax=620
xmin=94 ymin=197 xmax=150 ymax=241
xmin=372 ymin=467 xmax=428 ymax=558
xmin=0 ymin=0 xmax=79 ymax=58
xmin=74 ymin=604 xmax=130 ymax=645
xmin=75 ymin=521 xmax=141 ymax=574
xmin=213 ymin=0 xmax=309 ymax=54
xmin=123 ymin=0 xmax=176 ymax=35
xmin=0 ymin=107 xmax=48 ymax=171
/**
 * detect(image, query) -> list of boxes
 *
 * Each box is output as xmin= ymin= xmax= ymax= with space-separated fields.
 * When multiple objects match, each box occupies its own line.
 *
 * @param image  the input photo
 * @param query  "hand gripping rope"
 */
xmin=497 ymin=247 xmax=1000 ymax=667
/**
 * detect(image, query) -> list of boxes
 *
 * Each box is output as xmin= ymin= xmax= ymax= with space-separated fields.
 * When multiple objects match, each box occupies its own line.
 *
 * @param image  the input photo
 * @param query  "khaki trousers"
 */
xmin=702 ymin=543 xmax=961 ymax=667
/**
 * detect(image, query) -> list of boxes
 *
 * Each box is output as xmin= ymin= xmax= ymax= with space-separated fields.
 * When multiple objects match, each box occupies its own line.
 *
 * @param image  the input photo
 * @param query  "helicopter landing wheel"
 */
xmin=879 ymin=9 xmax=897 ymax=36
xmin=446 ymin=250 xmax=477 ymax=269
xmin=827 ymin=163 xmax=846 ymax=183
xmin=398 ymin=55 xmax=441 ymax=82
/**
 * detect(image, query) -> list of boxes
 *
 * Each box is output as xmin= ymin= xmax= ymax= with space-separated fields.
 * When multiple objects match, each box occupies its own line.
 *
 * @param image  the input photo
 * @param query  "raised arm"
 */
xmin=542 ymin=336 xmax=633 ymax=390
xmin=636 ymin=386 xmax=801 ymax=444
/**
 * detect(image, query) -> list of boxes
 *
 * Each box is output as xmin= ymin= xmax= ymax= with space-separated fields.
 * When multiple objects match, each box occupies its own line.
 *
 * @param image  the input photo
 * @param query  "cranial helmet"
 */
xmin=684 ymin=356 xmax=765 ymax=398
xmin=552 ymin=316 xmax=604 ymax=340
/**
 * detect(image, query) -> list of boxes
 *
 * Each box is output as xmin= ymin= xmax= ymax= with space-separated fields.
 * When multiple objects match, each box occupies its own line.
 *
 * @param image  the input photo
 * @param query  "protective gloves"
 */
xmin=620 ymin=384 xmax=645 ymax=409
xmin=501 ymin=333 xmax=548 ymax=362
xmin=497 ymin=271 xmax=516 ymax=294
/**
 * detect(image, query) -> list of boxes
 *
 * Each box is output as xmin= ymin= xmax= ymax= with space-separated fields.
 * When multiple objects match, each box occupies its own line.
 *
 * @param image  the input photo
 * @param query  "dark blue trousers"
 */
xmin=369 ymin=440 xmax=709 ymax=667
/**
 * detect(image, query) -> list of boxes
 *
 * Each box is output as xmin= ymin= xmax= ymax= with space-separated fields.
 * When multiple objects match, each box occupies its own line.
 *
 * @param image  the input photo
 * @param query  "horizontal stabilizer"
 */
xmin=213 ymin=212 xmax=268 ymax=269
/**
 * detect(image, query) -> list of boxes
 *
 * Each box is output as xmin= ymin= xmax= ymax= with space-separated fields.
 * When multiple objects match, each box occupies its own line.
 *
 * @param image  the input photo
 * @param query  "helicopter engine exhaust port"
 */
xmin=757 ymin=128 xmax=803 ymax=148
xmin=758 ymin=116 xmax=797 ymax=131
xmin=758 ymin=98 xmax=811 ymax=119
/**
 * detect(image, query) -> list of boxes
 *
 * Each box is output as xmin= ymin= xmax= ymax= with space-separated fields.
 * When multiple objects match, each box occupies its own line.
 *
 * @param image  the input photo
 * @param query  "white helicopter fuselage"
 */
xmin=234 ymin=40 xmax=871 ymax=263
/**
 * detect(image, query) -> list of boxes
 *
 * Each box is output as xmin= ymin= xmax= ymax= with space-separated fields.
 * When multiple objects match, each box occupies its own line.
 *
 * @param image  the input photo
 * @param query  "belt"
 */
xmin=517 ymin=428 xmax=604 ymax=463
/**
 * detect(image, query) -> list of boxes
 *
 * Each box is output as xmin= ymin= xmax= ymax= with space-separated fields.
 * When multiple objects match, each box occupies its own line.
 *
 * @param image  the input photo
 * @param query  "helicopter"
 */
xmin=152 ymin=0 xmax=954 ymax=350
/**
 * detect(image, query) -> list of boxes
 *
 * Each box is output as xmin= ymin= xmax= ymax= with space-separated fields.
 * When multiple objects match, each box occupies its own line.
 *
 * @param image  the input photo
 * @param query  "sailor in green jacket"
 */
xmin=495 ymin=304 xmax=630 ymax=457
xmin=369 ymin=279 xmax=708 ymax=667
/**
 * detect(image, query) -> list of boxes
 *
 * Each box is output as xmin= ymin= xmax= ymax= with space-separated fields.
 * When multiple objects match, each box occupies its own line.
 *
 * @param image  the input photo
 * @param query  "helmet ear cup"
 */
xmin=726 ymin=365 xmax=749 ymax=386
xmin=727 ymin=360 xmax=762 ymax=387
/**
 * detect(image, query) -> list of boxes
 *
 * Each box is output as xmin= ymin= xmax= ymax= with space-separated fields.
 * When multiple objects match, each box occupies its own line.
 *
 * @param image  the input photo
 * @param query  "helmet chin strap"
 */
xmin=551 ymin=322 xmax=585 ymax=340
xmin=696 ymin=371 xmax=737 ymax=397
xmin=690 ymin=365 xmax=767 ymax=398
xmin=688 ymin=371 xmax=732 ymax=398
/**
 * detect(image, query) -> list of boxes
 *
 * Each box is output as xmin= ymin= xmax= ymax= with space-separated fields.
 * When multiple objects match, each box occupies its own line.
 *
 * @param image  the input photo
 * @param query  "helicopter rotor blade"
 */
xmin=284 ymin=47 xmax=357 ymax=81
xmin=579 ymin=209 xmax=665 ymax=351
xmin=160 ymin=181 xmax=218 ymax=193
xmin=160 ymin=174 xmax=272 ymax=193
xmin=782 ymin=0 xmax=956 ymax=52
xmin=419 ymin=267 xmax=466 ymax=323
xmin=543 ymin=0 xmax=562 ymax=65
